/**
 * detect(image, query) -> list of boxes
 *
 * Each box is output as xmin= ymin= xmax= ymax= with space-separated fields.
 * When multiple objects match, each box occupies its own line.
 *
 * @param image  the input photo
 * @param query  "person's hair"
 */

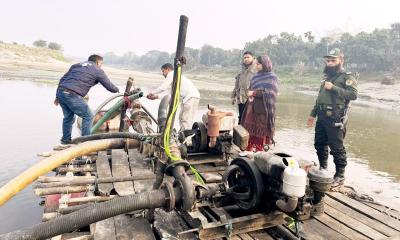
xmin=161 ymin=63 xmax=173 ymax=70
xmin=256 ymin=56 xmax=263 ymax=64
xmin=88 ymin=54 xmax=103 ymax=63
xmin=243 ymin=51 xmax=253 ymax=56
xmin=256 ymin=55 xmax=273 ymax=72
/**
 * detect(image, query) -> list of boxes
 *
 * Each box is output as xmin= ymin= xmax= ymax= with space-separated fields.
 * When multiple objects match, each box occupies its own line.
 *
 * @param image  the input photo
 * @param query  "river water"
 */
xmin=0 ymin=80 xmax=399 ymax=234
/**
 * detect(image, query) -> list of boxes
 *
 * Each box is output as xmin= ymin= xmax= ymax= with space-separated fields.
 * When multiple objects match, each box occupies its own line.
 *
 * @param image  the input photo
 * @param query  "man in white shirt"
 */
xmin=147 ymin=63 xmax=201 ymax=131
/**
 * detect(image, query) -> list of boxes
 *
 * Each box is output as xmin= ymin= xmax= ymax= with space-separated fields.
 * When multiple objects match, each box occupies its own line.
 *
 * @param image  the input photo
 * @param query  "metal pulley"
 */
xmin=222 ymin=157 xmax=264 ymax=210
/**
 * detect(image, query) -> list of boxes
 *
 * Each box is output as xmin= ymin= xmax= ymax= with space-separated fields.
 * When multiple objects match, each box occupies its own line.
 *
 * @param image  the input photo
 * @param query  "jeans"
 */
xmin=56 ymin=89 xmax=92 ymax=143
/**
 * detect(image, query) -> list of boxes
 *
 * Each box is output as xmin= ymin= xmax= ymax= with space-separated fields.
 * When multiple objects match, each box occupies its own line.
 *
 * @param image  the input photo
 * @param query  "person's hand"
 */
xmin=324 ymin=81 xmax=334 ymax=90
xmin=307 ymin=116 xmax=315 ymax=128
xmin=54 ymin=98 xmax=59 ymax=106
xmin=146 ymin=93 xmax=158 ymax=100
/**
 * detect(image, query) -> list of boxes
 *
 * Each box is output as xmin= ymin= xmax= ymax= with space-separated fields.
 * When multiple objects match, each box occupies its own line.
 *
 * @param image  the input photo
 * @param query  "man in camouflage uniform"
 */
xmin=307 ymin=48 xmax=358 ymax=188
xmin=231 ymin=51 xmax=257 ymax=124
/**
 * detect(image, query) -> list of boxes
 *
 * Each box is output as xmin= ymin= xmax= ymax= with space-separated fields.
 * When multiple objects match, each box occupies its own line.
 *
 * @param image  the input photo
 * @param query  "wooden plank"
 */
xmin=128 ymin=149 xmax=154 ymax=193
xmin=112 ymin=149 xmax=135 ymax=196
xmin=96 ymin=151 xmax=113 ymax=195
xmin=302 ymin=218 xmax=350 ymax=240
xmin=229 ymin=236 xmax=241 ymax=240
xmin=153 ymin=209 xmax=196 ymax=240
xmin=313 ymin=213 xmax=369 ymax=240
xmin=239 ymin=233 xmax=258 ymax=240
xmin=247 ymin=229 xmax=275 ymax=240
xmin=327 ymin=192 xmax=400 ymax=231
xmin=323 ymin=204 xmax=387 ymax=239
xmin=128 ymin=149 xmax=152 ymax=169
xmin=61 ymin=232 xmax=93 ymax=239
xmin=363 ymin=202 xmax=400 ymax=220
xmin=325 ymin=196 xmax=399 ymax=237
xmin=93 ymin=218 xmax=116 ymax=240
xmin=114 ymin=214 xmax=156 ymax=240
xmin=199 ymin=212 xmax=284 ymax=240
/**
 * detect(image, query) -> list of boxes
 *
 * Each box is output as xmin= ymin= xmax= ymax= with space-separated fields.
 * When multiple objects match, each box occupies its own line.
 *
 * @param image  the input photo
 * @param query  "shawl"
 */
xmin=241 ymin=70 xmax=278 ymax=140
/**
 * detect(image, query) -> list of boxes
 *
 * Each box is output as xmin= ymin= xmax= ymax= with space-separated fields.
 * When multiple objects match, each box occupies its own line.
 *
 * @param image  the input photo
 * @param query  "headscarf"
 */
xmin=256 ymin=55 xmax=273 ymax=72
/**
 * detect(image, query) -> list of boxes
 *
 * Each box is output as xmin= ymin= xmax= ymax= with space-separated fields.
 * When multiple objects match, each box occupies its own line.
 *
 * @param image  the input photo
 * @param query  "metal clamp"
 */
xmin=162 ymin=181 xmax=176 ymax=211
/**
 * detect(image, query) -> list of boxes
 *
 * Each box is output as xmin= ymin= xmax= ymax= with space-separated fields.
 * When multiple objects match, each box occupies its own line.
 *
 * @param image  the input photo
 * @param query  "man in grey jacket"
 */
xmin=231 ymin=51 xmax=257 ymax=124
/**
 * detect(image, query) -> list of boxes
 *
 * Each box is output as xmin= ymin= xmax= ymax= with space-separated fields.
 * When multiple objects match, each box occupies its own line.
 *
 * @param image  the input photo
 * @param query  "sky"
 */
xmin=1 ymin=0 xmax=399 ymax=57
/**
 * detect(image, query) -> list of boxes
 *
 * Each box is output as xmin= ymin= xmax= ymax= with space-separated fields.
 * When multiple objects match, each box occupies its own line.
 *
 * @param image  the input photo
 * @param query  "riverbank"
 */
xmin=296 ymin=82 xmax=400 ymax=112
xmin=2 ymin=58 xmax=399 ymax=114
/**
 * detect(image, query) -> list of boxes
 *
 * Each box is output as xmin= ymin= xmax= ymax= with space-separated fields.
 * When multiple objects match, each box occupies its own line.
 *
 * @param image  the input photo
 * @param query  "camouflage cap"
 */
xmin=324 ymin=48 xmax=344 ymax=58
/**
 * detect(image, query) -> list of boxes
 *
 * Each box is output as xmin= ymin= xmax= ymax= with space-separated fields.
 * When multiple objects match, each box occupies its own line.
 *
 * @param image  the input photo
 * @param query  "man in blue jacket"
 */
xmin=55 ymin=54 xmax=119 ymax=145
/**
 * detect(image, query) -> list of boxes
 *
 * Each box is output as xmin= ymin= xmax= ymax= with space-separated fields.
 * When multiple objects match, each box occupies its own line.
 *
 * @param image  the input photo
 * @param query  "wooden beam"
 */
xmin=96 ymin=151 xmax=114 ymax=195
xmin=199 ymin=212 xmax=284 ymax=239
xmin=323 ymin=204 xmax=387 ymax=239
xmin=112 ymin=149 xmax=134 ymax=196
xmin=93 ymin=218 xmax=116 ymax=240
xmin=327 ymin=192 xmax=400 ymax=231
xmin=114 ymin=214 xmax=156 ymax=240
xmin=325 ymin=196 xmax=399 ymax=237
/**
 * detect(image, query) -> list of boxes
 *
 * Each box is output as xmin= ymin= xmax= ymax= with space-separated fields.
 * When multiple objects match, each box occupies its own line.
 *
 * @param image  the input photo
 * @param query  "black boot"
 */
xmin=332 ymin=167 xmax=345 ymax=188
xmin=319 ymin=159 xmax=328 ymax=170
xmin=316 ymin=148 xmax=328 ymax=170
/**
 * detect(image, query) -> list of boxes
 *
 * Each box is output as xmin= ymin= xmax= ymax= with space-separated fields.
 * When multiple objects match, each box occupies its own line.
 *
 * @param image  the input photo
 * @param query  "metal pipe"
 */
xmin=276 ymin=196 xmax=298 ymax=213
xmin=157 ymin=95 xmax=171 ymax=132
xmin=91 ymin=92 xmax=143 ymax=133
xmin=0 ymin=188 xmax=181 ymax=240
xmin=119 ymin=77 xmax=134 ymax=131
xmin=90 ymin=93 xmax=124 ymax=127
xmin=72 ymin=132 xmax=149 ymax=144
xmin=141 ymin=105 xmax=158 ymax=126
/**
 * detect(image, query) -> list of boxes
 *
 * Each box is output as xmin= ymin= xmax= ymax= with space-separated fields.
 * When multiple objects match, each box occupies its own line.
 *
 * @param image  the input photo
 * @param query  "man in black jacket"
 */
xmin=55 ymin=54 xmax=119 ymax=145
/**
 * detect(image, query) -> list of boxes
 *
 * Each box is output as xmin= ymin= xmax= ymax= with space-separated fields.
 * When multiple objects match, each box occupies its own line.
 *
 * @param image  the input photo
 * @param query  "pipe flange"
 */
xmin=165 ymin=160 xmax=190 ymax=176
xmin=162 ymin=181 xmax=175 ymax=211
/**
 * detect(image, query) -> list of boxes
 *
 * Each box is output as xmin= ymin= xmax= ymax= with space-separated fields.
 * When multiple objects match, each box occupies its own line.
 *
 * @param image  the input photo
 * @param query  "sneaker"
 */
xmin=54 ymin=141 xmax=72 ymax=150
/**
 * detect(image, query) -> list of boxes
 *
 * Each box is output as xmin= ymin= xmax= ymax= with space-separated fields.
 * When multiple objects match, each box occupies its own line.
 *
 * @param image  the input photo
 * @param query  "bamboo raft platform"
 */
xmin=36 ymin=147 xmax=400 ymax=240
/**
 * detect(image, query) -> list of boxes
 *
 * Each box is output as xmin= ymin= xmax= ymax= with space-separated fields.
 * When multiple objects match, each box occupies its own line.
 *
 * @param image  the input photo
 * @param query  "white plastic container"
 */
xmin=282 ymin=158 xmax=307 ymax=198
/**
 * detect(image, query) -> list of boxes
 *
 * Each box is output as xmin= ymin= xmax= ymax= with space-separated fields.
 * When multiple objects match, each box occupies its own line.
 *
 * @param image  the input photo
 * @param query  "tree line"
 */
xmin=103 ymin=23 xmax=400 ymax=76
xmin=33 ymin=40 xmax=63 ymax=51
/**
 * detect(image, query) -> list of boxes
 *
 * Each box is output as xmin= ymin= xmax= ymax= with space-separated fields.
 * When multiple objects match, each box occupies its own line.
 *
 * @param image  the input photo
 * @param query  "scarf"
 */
xmin=242 ymin=70 xmax=278 ymax=140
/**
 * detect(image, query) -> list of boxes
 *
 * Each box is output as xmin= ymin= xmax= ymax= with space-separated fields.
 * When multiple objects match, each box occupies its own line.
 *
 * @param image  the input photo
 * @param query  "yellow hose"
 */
xmin=0 ymin=139 xmax=132 ymax=206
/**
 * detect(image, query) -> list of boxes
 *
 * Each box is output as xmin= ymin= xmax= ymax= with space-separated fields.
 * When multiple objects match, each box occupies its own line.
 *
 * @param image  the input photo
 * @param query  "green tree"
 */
xmin=33 ymin=40 xmax=47 ymax=47
xmin=48 ymin=42 xmax=62 ymax=51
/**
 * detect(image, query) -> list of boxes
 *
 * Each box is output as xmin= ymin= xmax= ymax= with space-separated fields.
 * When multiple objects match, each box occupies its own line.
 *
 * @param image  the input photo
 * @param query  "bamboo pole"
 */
xmin=57 ymin=165 xmax=96 ymax=173
xmin=35 ymin=174 xmax=156 ymax=188
xmin=35 ymin=186 xmax=93 ymax=196
xmin=60 ymin=195 xmax=115 ymax=205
